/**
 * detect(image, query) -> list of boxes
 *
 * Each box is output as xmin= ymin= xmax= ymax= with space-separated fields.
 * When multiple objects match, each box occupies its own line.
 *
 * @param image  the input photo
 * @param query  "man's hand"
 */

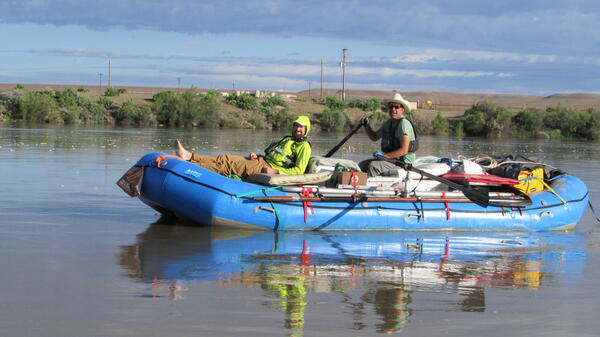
xmin=262 ymin=166 xmax=279 ymax=174
xmin=360 ymin=117 xmax=370 ymax=126
xmin=248 ymin=152 xmax=258 ymax=160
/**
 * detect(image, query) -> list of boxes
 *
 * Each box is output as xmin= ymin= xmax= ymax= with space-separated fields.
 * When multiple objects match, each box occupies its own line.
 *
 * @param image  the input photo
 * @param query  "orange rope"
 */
xmin=155 ymin=155 xmax=183 ymax=167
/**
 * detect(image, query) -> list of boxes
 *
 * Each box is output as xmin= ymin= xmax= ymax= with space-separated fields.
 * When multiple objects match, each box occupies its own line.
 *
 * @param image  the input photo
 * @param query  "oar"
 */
xmin=375 ymin=156 xmax=490 ymax=208
xmin=251 ymin=195 xmax=528 ymax=206
xmin=252 ymin=195 xmax=474 ymax=203
xmin=324 ymin=122 xmax=363 ymax=158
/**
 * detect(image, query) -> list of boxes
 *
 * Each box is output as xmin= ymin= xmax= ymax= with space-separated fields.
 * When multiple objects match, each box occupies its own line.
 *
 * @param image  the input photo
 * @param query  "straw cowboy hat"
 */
xmin=385 ymin=92 xmax=412 ymax=112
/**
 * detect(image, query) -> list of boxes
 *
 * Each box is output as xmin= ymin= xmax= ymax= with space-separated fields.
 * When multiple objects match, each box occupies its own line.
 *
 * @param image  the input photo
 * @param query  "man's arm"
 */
xmin=364 ymin=124 xmax=382 ymax=141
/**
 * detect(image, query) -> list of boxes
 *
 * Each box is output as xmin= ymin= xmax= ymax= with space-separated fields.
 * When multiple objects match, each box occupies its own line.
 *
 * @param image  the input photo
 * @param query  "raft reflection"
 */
xmin=119 ymin=224 xmax=584 ymax=334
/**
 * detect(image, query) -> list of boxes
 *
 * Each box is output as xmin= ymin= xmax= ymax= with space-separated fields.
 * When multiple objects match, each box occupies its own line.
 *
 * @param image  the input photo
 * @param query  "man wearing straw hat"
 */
xmin=358 ymin=92 xmax=418 ymax=176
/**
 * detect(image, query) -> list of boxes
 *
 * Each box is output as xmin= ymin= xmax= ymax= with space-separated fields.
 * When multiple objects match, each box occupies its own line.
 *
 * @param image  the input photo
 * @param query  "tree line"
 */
xmin=1 ymin=86 xmax=599 ymax=140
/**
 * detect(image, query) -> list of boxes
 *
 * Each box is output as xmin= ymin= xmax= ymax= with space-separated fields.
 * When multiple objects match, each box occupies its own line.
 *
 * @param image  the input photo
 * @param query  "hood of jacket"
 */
xmin=293 ymin=115 xmax=311 ymax=138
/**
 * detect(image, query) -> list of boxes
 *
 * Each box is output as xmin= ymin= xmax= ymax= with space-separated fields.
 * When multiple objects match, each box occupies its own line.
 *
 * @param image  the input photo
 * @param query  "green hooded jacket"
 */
xmin=264 ymin=116 xmax=312 ymax=175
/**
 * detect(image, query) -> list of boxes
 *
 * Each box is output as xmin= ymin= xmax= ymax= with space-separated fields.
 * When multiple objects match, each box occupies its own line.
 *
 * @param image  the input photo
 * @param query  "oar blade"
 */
xmin=461 ymin=187 xmax=490 ymax=208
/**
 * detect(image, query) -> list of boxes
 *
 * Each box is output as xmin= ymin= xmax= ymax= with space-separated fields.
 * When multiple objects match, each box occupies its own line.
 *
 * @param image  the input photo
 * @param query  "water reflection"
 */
xmin=118 ymin=223 xmax=585 ymax=335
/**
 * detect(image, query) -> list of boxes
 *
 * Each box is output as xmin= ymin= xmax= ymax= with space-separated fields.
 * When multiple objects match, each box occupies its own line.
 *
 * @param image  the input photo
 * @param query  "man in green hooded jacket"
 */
xmin=175 ymin=116 xmax=312 ymax=177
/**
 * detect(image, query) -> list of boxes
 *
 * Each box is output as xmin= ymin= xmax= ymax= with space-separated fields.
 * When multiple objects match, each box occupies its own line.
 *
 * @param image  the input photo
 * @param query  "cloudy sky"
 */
xmin=1 ymin=0 xmax=599 ymax=95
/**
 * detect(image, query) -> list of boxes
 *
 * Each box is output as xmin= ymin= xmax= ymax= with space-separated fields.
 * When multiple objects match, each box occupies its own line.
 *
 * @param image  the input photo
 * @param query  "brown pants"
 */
xmin=190 ymin=153 xmax=267 ymax=177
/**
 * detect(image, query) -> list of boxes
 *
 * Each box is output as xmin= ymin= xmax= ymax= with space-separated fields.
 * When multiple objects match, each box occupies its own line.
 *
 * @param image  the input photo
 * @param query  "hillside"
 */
xmin=296 ymin=88 xmax=600 ymax=111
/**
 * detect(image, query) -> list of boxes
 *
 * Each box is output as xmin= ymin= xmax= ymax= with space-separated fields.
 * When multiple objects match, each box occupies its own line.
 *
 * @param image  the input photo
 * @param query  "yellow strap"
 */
xmin=532 ymin=176 xmax=567 ymax=205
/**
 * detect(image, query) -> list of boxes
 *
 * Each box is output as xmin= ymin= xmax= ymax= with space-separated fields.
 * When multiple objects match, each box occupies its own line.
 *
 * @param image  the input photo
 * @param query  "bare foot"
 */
xmin=174 ymin=139 xmax=192 ymax=161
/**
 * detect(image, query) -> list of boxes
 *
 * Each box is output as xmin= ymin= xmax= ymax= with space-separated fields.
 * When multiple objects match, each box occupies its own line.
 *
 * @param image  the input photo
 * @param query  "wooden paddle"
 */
xmin=324 ymin=122 xmax=364 ymax=158
xmin=375 ymin=156 xmax=490 ymax=207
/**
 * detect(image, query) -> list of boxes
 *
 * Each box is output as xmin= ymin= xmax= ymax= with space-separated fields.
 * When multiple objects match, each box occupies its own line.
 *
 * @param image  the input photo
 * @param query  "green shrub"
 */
xmin=585 ymin=108 xmax=600 ymax=140
xmin=461 ymin=101 xmax=511 ymax=137
xmin=431 ymin=112 xmax=449 ymax=136
xmin=511 ymin=108 xmax=543 ymax=133
xmin=98 ymin=96 xmax=118 ymax=110
xmin=462 ymin=111 xmax=487 ymax=136
xmin=346 ymin=98 xmax=383 ymax=112
xmin=0 ymin=91 xmax=19 ymax=119
xmin=54 ymin=88 xmax=91 ymax=108
xmin=62 ymin=106 xmax=90 ymax=125
xmin=261 ymin=95 xmax=287 ymax=108
xmin=323 ymin=96 xmax=346 ymax=110
xmin=89 ymin=103 xmax=108 ymax=123
xmin=453 ymin=121 xmax=465 ymax=137
xmin=224 ymin=92 xmax=258 ymax=110
xmin=543 ymin=106 xmax=591 ymax=139
xmin=112 ymin=100 xmax=154 ymax=126
xmin=104 ymin=87 xmax=127 ymax=97
xmin=268 ymin=108 xmax=296 ymax=130
xmin=316 ymin=108 xmax=349 ymax=131
xmin=152 ymin=89 xmax=218 ymax=127
xmin=17 ymin=91 xmax=60 ymax=123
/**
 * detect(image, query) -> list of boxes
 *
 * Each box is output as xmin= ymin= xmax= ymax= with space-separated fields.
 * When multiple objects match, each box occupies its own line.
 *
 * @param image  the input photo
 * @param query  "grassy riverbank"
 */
xmin=1 ymin=83 xmax=599 ymax=140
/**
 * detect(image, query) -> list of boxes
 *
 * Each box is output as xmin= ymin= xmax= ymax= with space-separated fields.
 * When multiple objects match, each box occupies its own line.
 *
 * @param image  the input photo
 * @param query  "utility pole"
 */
xmin=341 ymin=48 xmax=348 ymax=101
xmin=177 ymin=77 xmax=181 ymax=91
xmin=107 ymin=59 xmax=112 ymax=88
xmin=98 ymin=73 xmax=103 ymax=89
xmin=308 ymin=81 xmax=311 ymax=99
xmin=320 ymin=59 xmax=324 ymax=99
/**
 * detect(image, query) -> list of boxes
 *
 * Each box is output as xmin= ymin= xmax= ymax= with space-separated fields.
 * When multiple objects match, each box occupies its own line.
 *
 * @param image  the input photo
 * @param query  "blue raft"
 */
xmin=133 ymin=152 xmax=589 ymax=231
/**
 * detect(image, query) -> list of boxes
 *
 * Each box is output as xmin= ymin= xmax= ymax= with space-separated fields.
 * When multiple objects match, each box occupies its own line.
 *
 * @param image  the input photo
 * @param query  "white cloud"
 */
xmin=385 ymin=49 xmax=558 ymax=64
xmin=348 ymin=66 xmax=500 ymax=79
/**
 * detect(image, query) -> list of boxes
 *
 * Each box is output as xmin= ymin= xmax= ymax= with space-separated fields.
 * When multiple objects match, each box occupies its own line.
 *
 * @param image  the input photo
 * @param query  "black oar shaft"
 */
xmin=324 ymin=123 xmax=363 ymax=158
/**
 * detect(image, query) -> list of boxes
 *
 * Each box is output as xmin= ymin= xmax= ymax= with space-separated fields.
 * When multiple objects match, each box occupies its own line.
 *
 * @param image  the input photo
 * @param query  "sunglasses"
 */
xmin=388 ymin=105 xmax=402 ymax=109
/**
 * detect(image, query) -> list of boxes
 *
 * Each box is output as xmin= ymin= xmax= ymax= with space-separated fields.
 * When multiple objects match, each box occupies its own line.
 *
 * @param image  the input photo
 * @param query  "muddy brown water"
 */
xmin=1 ymin=125 xmax=600 ymax=337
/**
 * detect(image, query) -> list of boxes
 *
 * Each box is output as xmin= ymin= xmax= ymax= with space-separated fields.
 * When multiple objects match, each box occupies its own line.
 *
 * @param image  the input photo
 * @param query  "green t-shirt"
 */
xmin=377 ymin=118 xmax=416 ymax=164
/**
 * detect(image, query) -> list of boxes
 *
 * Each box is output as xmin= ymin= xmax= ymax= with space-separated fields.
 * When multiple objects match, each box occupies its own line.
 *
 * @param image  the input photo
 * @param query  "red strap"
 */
xmin=301 ymin=187 xmax=315 ymax=223
xmin=301 ymin=240 xmax=311 ymax=265
xmin=442 ymin=192 xmax=451 ymax=220
xmin=351 ymin=171 xmax=359 ymax=195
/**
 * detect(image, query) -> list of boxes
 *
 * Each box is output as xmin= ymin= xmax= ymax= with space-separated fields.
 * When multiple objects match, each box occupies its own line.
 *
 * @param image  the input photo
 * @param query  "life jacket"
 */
xmin=381 ymin=118 xmax=419 ymax=154
xmin=263 ymin=136 xmax=310 ymax=169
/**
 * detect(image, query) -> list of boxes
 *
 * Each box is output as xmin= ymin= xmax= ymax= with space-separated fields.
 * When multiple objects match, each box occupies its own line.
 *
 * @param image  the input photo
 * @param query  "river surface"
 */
xmin=1 ymin=125 xmax=600 ymax=337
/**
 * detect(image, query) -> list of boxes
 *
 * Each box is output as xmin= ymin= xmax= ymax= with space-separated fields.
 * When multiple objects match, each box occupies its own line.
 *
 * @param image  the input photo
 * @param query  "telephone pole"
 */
xmin=98 ymin=73 xmax=103 ymax=89
xmin=341 ymin=48 xmax=348 ymax=101
xmin=320 ymin=59 xmax=324 ymax=99
xmin=107 ymin=59 xmax=112 ymax=88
